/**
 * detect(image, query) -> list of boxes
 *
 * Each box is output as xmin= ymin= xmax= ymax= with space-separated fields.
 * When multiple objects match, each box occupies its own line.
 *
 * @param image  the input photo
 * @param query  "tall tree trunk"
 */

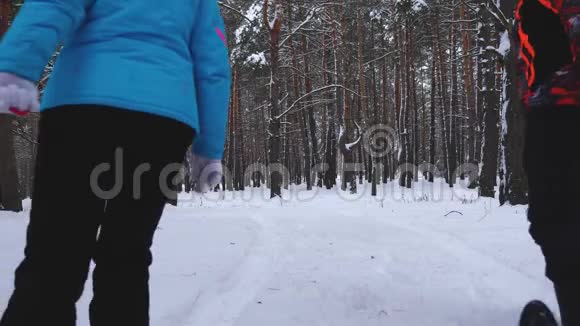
xmin=0 ymin=2 xmax=23 ymax=212
xmin=499 ymin=32 xmax=528 ymax=205
xmin=322 ymin=31 xmax=337 ymax=190
xmin=478 ymin=14 xmax=500 ymax=198
xmin=433 ymin=6 xmax=452 ymax=185
xmin=287 ymin=4 xmax=312 ymax=191
xmin=460 ymin=2 xmax=477 ymax=165
xmin=448 ymin=1 xmax=459 ymax=187
xmin=429 ymin=60 xmax=437 ymax=183
xmin=497 ymin=2 xmax=528 ymax=205
xmin=301 ymin=30 xmax=318 ymax=183
xmin=264 ymin=0 xmax=283 ymax=198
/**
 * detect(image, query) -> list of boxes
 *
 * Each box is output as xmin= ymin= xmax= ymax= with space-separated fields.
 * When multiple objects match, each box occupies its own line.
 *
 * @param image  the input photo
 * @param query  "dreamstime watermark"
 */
xmin=90 ymin=148 xmax=184 ymax=202
xmin=363 ymin=124 xmax=398 ymax=158
xmin=88 ymin=124 xmax=481 ymax=204
xmin=189 ymin=161 xmax=480 ymax=204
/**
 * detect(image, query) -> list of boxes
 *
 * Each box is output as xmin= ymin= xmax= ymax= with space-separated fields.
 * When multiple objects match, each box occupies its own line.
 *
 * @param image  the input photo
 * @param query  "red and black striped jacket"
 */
xmin=516 ymin=0 xmax=580 ymax=108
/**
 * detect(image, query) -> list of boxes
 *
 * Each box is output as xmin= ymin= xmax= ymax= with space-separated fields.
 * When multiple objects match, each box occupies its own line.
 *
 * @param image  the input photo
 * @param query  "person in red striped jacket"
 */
xmin=517 ymin=0 xmax=580 ymax=325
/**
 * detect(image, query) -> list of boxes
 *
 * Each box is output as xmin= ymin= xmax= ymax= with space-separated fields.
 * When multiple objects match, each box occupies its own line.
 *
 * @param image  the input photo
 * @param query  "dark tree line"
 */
xmin=214 ymin=0 xmax=527 ymax=202
xmin=0 ymin=0 xmax=529 ymax=211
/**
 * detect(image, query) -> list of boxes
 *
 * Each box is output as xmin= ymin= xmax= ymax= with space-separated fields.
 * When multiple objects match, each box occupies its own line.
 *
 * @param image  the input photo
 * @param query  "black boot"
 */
xmin=519 ymin=300 xmax=558 ymax=326
xmin=555 ymin=283 xmax=580 ymax=326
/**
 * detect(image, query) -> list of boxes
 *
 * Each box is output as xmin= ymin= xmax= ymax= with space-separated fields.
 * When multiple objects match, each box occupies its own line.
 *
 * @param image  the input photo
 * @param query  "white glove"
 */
xmin=191 ymin=155 xmax=223 ymax=193
xmin=0 ymin=72 xmax=40 ymax=116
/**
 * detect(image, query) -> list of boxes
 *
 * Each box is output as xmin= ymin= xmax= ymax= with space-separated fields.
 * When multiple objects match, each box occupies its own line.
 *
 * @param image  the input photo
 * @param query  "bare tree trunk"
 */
xmin=448 ymin=1 xmax=459 ymax=187
xmin=478 ymin=12 xmax=500 ymax=198
xmin=460 ymin=2 xmax=477 ymax=166
xmin=264 ymin=0 xmax=283 ymax=198
xmin=322 ymin=31 xmax=337 ymax=190
xmin=429 ymin=60 xmax=437 ymax=183
xmin=499 ymin=34 xmax=528 ymax=205
xmin=0 ymin=2 xmax=23 ymax=212
xmin=433 ymin=6 xmax=451 ymax=185
xmin=497 ymin=1 xmax=528 ymax=205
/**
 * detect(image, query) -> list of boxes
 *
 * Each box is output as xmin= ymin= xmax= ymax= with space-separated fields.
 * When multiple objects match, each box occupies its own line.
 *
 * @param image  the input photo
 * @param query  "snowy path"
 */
xmin=0 ymin=187 xmax=557 ymax=326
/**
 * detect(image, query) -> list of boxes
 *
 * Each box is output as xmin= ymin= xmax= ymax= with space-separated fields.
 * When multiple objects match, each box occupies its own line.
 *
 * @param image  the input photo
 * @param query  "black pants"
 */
xmin=525 ymin=107 xmax=580 ymax=283
xmin=525 ymin=107 xmax=580 ymax=325
xmin=0 ymin=106 xmax=193 ymax=326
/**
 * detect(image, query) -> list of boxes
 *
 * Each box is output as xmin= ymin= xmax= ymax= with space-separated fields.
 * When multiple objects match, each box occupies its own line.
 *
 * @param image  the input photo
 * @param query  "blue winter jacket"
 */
xmin=0 ymin=0 xmax=232 ymax=159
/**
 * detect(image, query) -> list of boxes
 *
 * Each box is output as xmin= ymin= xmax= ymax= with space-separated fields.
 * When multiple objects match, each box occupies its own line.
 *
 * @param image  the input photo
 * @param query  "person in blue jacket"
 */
xmin=0 ymin=0 xmax=231 ymax=325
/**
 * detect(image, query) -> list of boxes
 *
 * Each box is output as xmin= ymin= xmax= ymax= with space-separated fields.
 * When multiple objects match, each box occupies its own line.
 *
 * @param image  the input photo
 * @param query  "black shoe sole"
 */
xmin=519 ymin=300 xmax=558 ymax=326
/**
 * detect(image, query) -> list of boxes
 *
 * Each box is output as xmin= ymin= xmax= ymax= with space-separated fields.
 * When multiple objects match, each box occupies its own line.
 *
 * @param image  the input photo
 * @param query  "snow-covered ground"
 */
xmin=0 ymin=181 xmax=558 ymax=326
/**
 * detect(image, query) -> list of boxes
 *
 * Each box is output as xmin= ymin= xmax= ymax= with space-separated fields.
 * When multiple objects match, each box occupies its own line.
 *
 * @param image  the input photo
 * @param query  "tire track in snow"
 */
xmin=380 ymin=217 xmax=553 ymax=305
xmin=176 ymin=214 xmax=285 ymax=326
